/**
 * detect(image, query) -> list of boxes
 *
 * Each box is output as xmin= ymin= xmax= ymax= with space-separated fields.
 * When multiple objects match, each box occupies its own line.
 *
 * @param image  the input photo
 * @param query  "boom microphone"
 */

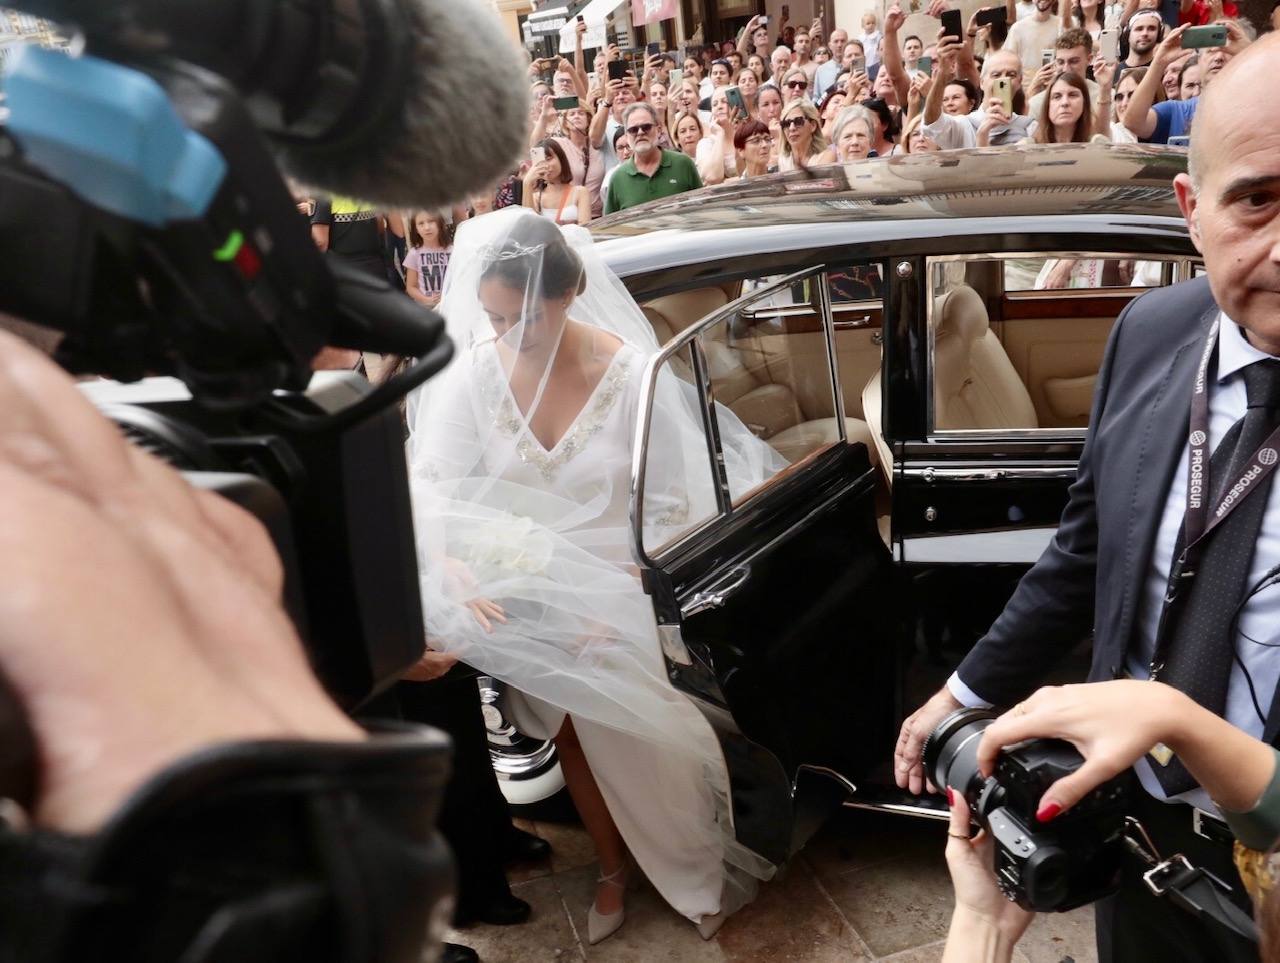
xmin=14 ymin=0 xmax=529 ymax=209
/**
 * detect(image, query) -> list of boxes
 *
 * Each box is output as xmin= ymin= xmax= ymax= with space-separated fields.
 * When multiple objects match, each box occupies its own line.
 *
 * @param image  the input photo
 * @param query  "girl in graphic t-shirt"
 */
xmin=403 ymin=211 xmax=453 ymax=308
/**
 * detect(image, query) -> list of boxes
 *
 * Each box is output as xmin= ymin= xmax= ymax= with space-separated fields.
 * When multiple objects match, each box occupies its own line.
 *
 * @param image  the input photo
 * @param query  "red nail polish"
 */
xmin=945 ymin=787 xmax=955 ymax=807
xmin=1036 ymin=801 xmax=1062 ymax=823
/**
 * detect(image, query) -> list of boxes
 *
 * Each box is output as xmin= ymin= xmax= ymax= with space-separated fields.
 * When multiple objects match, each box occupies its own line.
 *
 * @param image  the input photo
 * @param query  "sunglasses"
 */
xmin=781 ymin=116 xmax=811 ymax=130
xmin=786 ymin=79 xmax=809 ymax=89
xmin=625 ymin=122 xmax=655 ymax=136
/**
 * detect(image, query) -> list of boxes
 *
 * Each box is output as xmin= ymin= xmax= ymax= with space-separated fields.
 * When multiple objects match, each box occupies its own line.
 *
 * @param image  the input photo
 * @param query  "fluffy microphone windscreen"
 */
xmin=276 ymin=0 xmax=530 ymax=210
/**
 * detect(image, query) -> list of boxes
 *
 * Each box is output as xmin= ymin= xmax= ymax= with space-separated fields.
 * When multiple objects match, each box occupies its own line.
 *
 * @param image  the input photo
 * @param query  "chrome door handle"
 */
xmin=832 ymin=315 xmax=873 ymax=330
xmin=681 ymin=567 xmax=750 ymax=619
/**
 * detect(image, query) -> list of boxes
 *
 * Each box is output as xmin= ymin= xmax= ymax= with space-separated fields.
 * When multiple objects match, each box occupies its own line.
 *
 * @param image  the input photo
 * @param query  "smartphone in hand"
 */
xmin=608 ymin=59 xmax=629 ymax=82
xmin=726 ymin=85 xmax=748 ymax=117
xmin=1182 ymin=24 xmax=1227 ymax=48
xmin=917 ymin=55 xmax=933 ymax=76
xmin=552 ymin=96 xmax=580 ymax=111
xmin=994 ymin=78 xmax=1013 ymax=116
xmin=647 ymin=41 xmax=661 ymax=55
xmin=1099 ymin=28 xmax=1119 ymax=61
xmin=975 ymin=7 xmax=1007 ymax=28
xmin=941 ymin=9 xmax=963 ymax=41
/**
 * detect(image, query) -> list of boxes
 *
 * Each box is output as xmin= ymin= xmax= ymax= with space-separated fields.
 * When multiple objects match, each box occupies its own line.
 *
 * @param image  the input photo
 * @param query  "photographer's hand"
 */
xmin=975 ymin=681 xmax=1276 ymax=820
xmin=941 ymin=787 xmax=1033 ymax=963
xmin=0 ymin=332 xmax=361 ymax=833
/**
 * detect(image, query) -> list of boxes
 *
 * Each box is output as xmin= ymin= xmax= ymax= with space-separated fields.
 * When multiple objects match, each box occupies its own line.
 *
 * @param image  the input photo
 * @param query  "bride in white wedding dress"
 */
xmin=404 ymin=209 xmax=781 ymax=943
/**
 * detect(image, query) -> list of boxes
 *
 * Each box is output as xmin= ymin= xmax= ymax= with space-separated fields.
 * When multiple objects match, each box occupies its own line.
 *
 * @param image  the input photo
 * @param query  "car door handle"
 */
xmin=680 ymin=568 xmax=750 ymax=619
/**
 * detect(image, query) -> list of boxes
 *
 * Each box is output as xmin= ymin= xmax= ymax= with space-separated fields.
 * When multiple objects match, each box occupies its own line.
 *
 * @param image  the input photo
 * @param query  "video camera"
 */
xmin=0 ymin=17 xmax=453 ymax=710
xmin=0 ymin=2 xmax=531 ymax=960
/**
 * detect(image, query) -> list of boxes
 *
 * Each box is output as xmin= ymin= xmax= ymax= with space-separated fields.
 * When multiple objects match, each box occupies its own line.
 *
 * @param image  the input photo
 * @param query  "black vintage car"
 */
xmin=483 ymin=143 xmax=1198 ymax=864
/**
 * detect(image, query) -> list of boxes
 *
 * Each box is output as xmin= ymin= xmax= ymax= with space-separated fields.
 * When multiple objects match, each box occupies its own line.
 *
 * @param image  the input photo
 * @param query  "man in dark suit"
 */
xmin=895 ymin=31 xmax=1280 ymax=962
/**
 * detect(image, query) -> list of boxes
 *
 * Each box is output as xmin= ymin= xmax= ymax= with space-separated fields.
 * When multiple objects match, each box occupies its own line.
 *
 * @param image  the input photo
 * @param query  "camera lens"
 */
xmin=922 ymin=707 xmax=996 ymax=800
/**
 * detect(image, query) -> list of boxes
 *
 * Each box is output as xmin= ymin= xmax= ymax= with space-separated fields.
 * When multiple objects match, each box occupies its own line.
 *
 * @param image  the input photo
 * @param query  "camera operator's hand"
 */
xmin=975 ymin=681 xmax=1276 ymax=820
xmin=0 ymin=331 xmax=361 ymax=833
xmin=895 ymin=685 xmax=963 ymax=794
xmin=941 ymin=787 xmax=1034 ymax=963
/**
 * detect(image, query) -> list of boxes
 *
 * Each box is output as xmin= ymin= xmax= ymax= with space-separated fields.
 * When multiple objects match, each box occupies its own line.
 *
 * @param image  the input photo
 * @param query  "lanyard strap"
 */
xmin=1152 ymin=321 xmax=1280 ymax=676
xmin=1182 ymin=319 xmax=1280 ymax=555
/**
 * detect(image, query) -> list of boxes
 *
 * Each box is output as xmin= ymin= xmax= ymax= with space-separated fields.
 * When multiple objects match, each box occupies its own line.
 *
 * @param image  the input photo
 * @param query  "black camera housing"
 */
xmin=80 ymin=373 xmax=426 ymax=712
xmin=924 ymin=708 xmax=1130 ymax=912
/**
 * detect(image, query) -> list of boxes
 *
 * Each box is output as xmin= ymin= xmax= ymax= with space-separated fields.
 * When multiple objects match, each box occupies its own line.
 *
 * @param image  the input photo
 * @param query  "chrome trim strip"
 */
xmin=690 ymin=339 xmax=732 ymax=514
xmin=794 ymin=764 xmax=858 ymax=797
xmin=817 ymin=272 xmax=847 ymax=442
xmin=896 ymin=527 xmax=1057 ymax=564
xmin=842 ymin=799 xmax=949 ymax=821
xmin=902 ymin=466 xmax=1078 ymax=482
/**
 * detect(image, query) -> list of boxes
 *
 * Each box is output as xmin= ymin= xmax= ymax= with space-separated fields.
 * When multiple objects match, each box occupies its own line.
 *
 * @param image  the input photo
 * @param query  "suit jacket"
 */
xmin=956 ymin=275 xmax=1224 ymax=709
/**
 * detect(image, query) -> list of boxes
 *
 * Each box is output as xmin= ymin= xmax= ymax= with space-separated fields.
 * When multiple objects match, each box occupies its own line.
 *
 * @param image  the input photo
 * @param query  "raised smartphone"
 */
xmin=1099 ymin=29 xmax=1119 ymax=61
xmin=726 ymin=85 xmax=748 ymax=116
xmin=917 ymin=54 xmax=933 ymax=76
xmin=994 ymin=77 xmax=1013 ymax=115
xmin=975 ymin=7 xmax=1007 ymax=27
xmin=552 ymin=96 xmax=580 ymax=111
xmin=941 ymin=9 xmax=963 ymax=41
xmin=1182 ymin=24 xmax=1227 ymax=48
xmin=607 ymin=59 xmax=629 ymax=82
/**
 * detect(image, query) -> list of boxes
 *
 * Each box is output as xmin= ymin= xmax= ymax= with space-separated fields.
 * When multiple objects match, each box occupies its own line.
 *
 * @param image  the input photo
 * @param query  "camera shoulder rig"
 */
xmin=0 ymin=722 xmax=454 ymax=963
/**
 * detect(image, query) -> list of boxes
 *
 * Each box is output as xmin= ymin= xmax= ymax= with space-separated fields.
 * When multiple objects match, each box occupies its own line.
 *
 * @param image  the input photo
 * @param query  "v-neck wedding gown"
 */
xmin=411 ymin=336 xmax=761 ymax=922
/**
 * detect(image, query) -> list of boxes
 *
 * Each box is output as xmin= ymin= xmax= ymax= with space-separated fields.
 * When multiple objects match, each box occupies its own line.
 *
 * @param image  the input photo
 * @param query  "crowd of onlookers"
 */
xmin=299 ymin=0 xmax=1279 ymax=318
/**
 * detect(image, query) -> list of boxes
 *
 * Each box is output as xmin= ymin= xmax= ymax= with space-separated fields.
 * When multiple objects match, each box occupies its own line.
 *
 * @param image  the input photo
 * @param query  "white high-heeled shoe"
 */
xmin=694 ymin=910 xmax=725 ymax=941
xmin=586 ymin=861 xmax=629 ymax=946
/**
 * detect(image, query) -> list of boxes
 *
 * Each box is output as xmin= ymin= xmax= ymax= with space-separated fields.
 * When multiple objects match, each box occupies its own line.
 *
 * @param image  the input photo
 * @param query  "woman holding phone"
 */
xmin=736 ymin=66 xmax=761 ymax=115
xmin=696 ymin=87 xmax=744 ymax=184
xmin=522 ymin=139 xmax=592 ymax=226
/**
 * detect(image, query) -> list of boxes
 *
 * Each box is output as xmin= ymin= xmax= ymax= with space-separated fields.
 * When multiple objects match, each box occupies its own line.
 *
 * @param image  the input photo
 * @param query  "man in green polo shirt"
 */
xmin=603 ymin=103 xmax=703 ymax=215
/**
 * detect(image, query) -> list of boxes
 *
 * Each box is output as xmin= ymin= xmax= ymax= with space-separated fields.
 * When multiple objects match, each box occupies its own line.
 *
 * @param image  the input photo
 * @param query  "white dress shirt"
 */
xmin=950 ymin=315 xmax=1280 ymax=814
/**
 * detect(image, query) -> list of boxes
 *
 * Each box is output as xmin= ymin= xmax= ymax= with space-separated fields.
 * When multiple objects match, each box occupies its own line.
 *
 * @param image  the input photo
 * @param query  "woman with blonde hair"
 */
xmin=900 ymin=112 xmax=941 ymax=153
xmin=777 ymin=99 xmax=834 ymax=171
xmin=672 ymin=110 xmax=705 ymax=159
xmin=780 ymin=66 xmax=812 ymax=103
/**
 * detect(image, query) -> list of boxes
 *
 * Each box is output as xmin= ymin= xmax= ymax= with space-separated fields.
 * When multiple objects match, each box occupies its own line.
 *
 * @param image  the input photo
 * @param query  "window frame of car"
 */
xmin=921 ymin=251 xmax=1203 ymax=442
xmin=632 ymin=262 xmax=886 ymax=567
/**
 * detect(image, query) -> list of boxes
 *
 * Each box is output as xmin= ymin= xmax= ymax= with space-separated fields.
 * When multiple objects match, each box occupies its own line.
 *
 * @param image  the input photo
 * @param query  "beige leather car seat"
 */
xmin=933 ymin=285 xmax=1038 ymax=431
xmin=640 ymin=288 xmax=878 ymax=469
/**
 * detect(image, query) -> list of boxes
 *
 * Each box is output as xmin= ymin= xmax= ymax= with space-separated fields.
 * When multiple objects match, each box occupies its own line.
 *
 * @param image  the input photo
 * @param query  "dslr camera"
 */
xmin=924 ymin=707 xmax=1131 ymax=912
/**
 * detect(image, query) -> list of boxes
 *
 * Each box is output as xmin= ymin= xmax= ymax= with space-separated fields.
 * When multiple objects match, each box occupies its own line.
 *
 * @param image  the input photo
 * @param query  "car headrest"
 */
xmin=934 ymin=285 xmax=989 ymax=348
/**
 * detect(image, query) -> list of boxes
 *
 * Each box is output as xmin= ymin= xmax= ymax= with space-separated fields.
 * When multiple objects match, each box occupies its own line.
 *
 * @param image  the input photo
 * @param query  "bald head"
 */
xmin=1173 ymin=29 xmax=1280 ymax=357
xmin=1189 ymin=31 xmax=1280 ymax=189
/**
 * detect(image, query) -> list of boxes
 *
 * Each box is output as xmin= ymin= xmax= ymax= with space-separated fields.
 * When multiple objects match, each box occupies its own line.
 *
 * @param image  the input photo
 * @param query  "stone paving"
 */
xmin=446 ymin=809 xmax=1098 ymax=963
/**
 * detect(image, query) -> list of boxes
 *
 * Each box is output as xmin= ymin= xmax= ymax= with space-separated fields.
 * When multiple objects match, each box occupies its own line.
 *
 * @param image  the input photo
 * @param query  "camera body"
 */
xmin=925 ymin=708 xmax=1130 ymax=912
xmin=79 ymin=373 xmax=426 ymax=711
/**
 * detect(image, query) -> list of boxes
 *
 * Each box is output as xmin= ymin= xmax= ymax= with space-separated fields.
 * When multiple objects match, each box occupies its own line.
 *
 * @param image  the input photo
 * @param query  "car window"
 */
xmin=929 ymin=254 xmax=1184 ymax=433
xmin=637 ymin=269 xmax=849 ymax=558
xmin=1003 ymin=256 xmax=1171 ymax=292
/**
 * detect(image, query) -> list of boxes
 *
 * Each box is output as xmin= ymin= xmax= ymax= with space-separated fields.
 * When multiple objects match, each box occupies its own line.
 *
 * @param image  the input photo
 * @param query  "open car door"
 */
xmin=630 ymin=267 xmax=899 ymax=866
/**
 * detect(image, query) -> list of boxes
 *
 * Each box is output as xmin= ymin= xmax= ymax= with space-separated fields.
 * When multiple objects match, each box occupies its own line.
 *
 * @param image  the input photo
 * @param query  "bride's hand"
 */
xmin=441 ymin=558 xmax=508 ymax=631
xmin=467 ymin=597 xmax=508 ymax=633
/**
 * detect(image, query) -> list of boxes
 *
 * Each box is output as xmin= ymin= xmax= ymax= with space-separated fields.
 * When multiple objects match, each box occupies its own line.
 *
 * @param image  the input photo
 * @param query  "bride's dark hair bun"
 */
xmin=481 ymin=213 xmax=586 ymax=298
